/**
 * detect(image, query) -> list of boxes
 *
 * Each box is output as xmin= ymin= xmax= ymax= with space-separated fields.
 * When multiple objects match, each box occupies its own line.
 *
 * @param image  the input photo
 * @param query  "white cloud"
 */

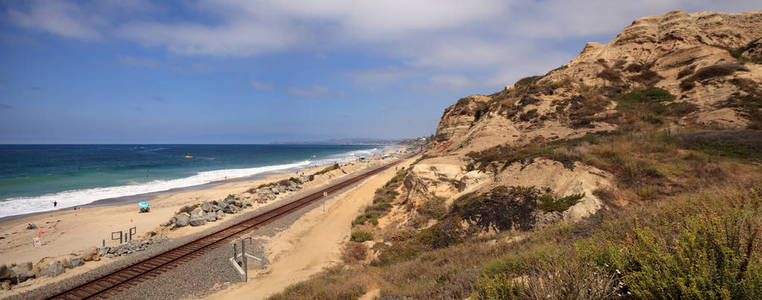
xmin=287 ymin=85 xmax=344 ymax=98
xmin=7 ymin=0 xmax=762 ymax=89
xmin=250 ymin=80 xmax=276 ymax=91
xmin=6 ymin=0 xmax=102 ymax=40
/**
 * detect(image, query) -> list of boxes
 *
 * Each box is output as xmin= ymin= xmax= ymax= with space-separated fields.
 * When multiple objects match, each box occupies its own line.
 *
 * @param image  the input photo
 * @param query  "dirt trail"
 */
xmin=205 ymin=156 xmax=419 ymax=300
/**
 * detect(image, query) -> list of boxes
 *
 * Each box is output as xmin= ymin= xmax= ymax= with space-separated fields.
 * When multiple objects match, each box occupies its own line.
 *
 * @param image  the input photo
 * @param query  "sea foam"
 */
xmin=0 ymin=146 xmax=389 ymax=218
xmin=0 ymin=160 xmax=310 ymax=218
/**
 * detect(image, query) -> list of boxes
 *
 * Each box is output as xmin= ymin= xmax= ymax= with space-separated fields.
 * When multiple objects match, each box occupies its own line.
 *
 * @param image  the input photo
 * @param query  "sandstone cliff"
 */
xmin=406 ymin=10 xmax=762 ymax=228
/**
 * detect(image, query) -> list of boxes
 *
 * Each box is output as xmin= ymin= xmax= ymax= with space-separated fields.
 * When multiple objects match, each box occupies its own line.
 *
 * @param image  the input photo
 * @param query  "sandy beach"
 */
xmin=204 ymin=155 xmax=419 ymax=299
xmin=0 ymin=150 xmax=404 ymax=296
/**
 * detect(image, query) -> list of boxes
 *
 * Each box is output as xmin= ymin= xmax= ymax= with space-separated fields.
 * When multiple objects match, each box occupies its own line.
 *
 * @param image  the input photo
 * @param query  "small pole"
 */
xmin=233 ymin=244 xmax=239 ymax=265
xmin=242 ymin=240 xmax=248 ymax=282
xmin=261 ymin=246 xmax=265 ymax=269
xmin=102 ymin=239 xmax=105 ymax=248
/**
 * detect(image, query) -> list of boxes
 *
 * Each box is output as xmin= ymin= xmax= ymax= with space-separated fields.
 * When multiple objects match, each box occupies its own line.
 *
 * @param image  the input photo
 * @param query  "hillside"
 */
xmin=271 ymin=10 xmax=762 ymax=299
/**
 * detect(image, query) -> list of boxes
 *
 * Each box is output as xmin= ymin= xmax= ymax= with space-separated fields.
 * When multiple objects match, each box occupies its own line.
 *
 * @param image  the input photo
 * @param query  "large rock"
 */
xmin=190 ymin=207 xmax=204 ymax=217
xmin=201 ymin=202 xmax=211 ymax=212
xmin=175 ymin=213 xmax=190 ymax=227
xmin=11 ymin=262 xmax=33 ymax=283
xmin=189 ymin=216 xmax=206 ymax=226
xmin=81 ymin=247 xmax=100 ymax=261
xmin=205 ymin=212 xmax=217 ymax=222
xmin=69 ymin=257 xmax=84 ymax=268
xmin=1 ymin=281 xmax=10 ymax=290
xmin=223 ymin=205 xmax=238 ymax=214
xmin=216 ymin=210 xmax=225 ymax=220
xmin=48 ymin=261 xmax=64 ymax=277
xmin=0 ymin=264 xmax=10 ymax=281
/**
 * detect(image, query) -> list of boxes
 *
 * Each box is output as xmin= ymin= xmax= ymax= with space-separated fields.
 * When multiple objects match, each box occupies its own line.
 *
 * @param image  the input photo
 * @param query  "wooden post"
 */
xmin=242 ymin=240 xmax=248 ymax=282
xmin=233 ymin=244 xmax=238 ymax=265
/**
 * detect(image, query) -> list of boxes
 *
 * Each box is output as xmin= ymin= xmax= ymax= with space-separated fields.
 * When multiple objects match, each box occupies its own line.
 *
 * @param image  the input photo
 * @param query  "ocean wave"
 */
xmin=0 ymin=160 xmax=310 ymax=218
xmin=307 ymin=147 xmax=386 ymax=166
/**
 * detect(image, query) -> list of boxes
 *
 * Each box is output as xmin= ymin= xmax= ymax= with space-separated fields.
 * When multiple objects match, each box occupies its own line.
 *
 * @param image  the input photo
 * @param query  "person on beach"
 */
xmin=53 ymin=200 xmax=57 ymax=207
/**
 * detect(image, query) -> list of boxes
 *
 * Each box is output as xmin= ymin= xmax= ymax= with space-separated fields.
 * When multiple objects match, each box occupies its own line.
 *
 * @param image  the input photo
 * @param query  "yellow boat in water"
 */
xmin=184 ymin=155 xmax=193 ymax=159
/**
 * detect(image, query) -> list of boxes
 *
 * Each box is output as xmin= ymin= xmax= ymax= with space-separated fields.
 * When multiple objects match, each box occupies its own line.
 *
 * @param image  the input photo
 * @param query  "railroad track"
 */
xmin=48 ymin=159 xmax=403 ymax=299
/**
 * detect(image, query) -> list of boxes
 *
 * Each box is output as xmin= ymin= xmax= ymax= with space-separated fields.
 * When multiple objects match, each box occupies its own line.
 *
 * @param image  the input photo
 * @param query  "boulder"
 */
xmin=233 ymin=200 xmax=243 ymax=208
xmin=205 ymin=212 xmax=217 ymax=222
xmin=216 ymin=210 xmax=225 ymax=220
xmin=189 ymin=216 xmax=206 ymax=226
xmin=82 ymin=247 xmax=100 ymax=261
xmin=201 ymin=202 xmax=211 ymax=212
xmin=69 ymin=258 xmax=84 ymax=268
xmin=0 ymin=264 xmax=10 ymax=281
xmin=223 ymin=205 xmax=238 ymax=214
xmin=270 ymin=187 xmax=279 ymax=194
xmin=243 ymin=201 xmax=253 ymax=208
xmin=48 ymin=261 xmax=64 ymax=277
xmin=190 ymin=207 xmax=204 ymax=217
xmin=1 ymin=281 xmax=10 ymax=290
xmin=175 ymin=213 xmax=190 ymax=227
xmin=11 ymin=262 xmax=33 ymax=283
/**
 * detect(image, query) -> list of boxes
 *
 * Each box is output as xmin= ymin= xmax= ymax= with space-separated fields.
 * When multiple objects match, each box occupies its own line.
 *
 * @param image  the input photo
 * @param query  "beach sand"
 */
xmin=204 ymin=155 xmax=419 ymax=299
xmin=0 ymin=154 xmax=402 ymax=295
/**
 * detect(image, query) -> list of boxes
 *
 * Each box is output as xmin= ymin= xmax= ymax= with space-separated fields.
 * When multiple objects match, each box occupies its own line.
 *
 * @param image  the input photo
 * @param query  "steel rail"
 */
xmin=47 ymin=159 xmax=403 ymax=299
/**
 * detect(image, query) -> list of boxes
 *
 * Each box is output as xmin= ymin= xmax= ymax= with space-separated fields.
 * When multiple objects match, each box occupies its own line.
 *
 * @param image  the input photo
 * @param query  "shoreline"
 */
xmin=0 ymin=148 xmax=408 ymax=297
xmin=0 ymin=146 xmax=393 ymax=221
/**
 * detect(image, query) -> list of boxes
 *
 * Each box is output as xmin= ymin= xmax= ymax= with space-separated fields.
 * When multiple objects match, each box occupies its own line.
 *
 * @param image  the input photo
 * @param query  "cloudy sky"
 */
xmin=0 ymin=1 xmax=758 ymax=143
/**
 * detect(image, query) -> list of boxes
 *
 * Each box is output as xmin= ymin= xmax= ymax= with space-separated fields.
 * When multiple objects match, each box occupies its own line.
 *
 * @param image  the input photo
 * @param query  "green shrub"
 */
xmin=538 ymin=193 xmax=585 ymax=212
xmin=419 ymin=196 xmax=448 ymax=220
xmin=417 ymin=217 xmax=464 ymax=249
xmin=472 ymin=274 xmax=524 ymax=300
xmin=451 ymin=186 xmax=540 ymax=231
xmin=611 ymin=213 xmax=761 ymax=299
xmin=313 ymin=163 xmax=340 ymax=176
xmin=616 ymin=87 xmax=676 ymax=109
xmin=350 ymin=230 xmax=374 ymax=242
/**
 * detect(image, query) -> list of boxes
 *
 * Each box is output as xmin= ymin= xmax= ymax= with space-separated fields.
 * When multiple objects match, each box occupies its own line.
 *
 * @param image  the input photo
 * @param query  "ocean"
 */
xmin=0 ymin=144 xmax=384 ymax=218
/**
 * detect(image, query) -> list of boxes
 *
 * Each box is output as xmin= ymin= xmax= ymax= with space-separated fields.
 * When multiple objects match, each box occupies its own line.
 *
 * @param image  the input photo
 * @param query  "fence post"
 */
xmin=242 ymin=240 xmax=248 ymax=282
xmin=261 ymin=246 xmax=265 ymax=269
xmin=233 ymin=244 xmax=238 ymax=265
xmin=111 ymin=231 xmax=123 ymax=244
xmin=129 ymin=227 xmax=136 ymax=241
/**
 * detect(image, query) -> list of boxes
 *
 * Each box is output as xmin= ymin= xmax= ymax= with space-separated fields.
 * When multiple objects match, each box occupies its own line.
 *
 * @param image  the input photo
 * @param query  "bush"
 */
xmin=610 ymin=213 xmax=761 ymax=299
xmin=313 ymin=163 xmax=340 ymax=176
xmin=417 ymin=217 xmax=464 ymax=249
xmin=451 ymin=186 xmax=540 ymax=231
xmin=418 ymin=196 xmax=448 ymax=220
xmin=676 ymin=130 xmax=762 ymax=160
xmin=342 ymin=242 xmax=368 ymax=263
xmin=538 ymin=193 xmax=585 ymax=212
xmin=597 ymin=68 xmax=622 ymax=83
xmin=351 ymin=230 xmax=374 ymax=242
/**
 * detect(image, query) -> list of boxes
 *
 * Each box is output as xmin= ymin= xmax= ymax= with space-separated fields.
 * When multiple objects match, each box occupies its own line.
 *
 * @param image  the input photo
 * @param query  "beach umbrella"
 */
xmin=138 ymin=201 xmax=150 ymax=208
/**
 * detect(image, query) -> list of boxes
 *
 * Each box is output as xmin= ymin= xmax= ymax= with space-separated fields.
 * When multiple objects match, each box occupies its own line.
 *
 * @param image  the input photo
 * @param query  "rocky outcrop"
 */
xmin=430 ymin=10 xmax=762 ymax=156
xmin=402 ymin=10 xmax=762 ymax=233
xmin=165 ymin=194 xmax=253 ymax=229
xmin=100 ymin=236 xmax=169 ymax=258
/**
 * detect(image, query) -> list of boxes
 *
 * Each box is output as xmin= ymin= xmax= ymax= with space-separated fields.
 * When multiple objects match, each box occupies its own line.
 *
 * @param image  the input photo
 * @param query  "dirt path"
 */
xmin=205 ymin=156 xmax=419 ymax=300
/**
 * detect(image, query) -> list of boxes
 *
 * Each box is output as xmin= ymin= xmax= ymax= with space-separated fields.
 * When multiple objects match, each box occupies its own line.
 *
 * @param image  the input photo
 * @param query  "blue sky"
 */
xmin=0 ymin=1 xmax=758 ymax=143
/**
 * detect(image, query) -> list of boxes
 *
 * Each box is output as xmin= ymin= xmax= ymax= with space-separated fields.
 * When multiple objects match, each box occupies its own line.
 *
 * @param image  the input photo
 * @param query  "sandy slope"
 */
xmin=204 ymin=155 xmax=419 ymax=300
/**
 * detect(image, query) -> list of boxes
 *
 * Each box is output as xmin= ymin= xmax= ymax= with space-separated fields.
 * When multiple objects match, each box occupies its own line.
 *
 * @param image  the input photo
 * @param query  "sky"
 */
xmin=0 ymin=1 xmax=758 ymax=144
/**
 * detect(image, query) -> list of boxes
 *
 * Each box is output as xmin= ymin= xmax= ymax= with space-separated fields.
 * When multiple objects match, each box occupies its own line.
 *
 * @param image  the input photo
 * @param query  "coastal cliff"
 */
xmin=269 ymin=10 xmax=762 ymax=299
